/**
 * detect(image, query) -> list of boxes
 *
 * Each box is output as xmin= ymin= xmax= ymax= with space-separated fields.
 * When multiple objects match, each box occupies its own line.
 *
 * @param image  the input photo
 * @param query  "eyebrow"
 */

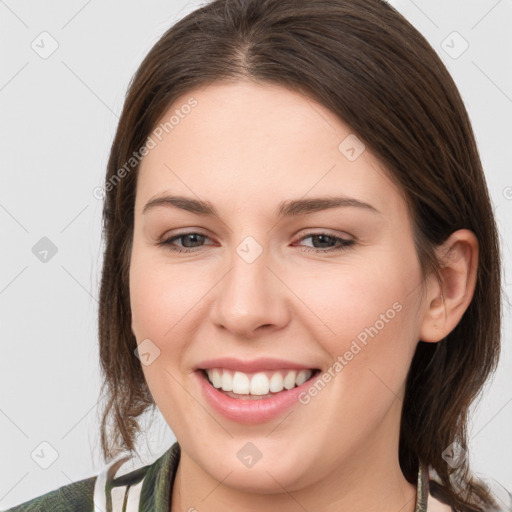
xmin=142 ymin=194 xmax=381 ymax=217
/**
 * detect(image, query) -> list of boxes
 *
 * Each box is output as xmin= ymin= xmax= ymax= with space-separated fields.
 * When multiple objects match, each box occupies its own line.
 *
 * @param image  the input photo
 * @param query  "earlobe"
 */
xmin=418 ymin=229 xmax=479 ymax=343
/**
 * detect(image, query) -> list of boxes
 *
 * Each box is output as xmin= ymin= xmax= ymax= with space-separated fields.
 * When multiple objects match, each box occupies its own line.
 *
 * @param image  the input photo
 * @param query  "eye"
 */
xmin=157 ymin=231 xmax=355 ymax=254
xmin=295 ymin=232 xmax=355 ymax=253
xmin=157 ymin=232 xmax=214 ymax=253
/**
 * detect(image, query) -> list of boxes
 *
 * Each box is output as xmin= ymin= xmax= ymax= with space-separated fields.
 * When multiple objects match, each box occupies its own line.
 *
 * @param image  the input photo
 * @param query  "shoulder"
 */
xmin=3 ymin=442 xmax=181 ymax=512
xmin=2 ymin=476 xmax=97 ymax=511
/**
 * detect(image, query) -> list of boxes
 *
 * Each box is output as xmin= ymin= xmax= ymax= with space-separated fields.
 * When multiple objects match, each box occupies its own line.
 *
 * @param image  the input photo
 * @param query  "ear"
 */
xmin=419 ymin=229 xmax=479 ymax=343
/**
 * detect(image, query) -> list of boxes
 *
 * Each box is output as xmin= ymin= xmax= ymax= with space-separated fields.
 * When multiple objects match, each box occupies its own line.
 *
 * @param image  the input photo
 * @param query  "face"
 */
xmin=129 ymin=80 xmax=426 ymax=492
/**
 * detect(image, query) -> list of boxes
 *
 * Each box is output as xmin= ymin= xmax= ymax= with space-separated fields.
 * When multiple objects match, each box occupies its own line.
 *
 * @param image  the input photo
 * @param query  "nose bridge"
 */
xmin=211 ymin=235 xmax=289 ymax=336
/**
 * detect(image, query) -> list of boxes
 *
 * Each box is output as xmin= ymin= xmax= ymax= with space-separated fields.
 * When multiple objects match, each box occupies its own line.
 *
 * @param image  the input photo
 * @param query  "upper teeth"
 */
xmin=205 ymin=368 xmax=314 ymax=395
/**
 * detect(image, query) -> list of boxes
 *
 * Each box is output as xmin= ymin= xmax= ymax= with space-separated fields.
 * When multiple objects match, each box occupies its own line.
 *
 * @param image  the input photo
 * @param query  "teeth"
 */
xmin=221 ymin=371 xmax=233 ymax=392
xmin=283 ymin=371 xmax=296 ymax=390
xmin=296 ymin=369 xmax=310 ymax=386
xmin=205 ymin=368 xmax=314 ymax=395
xmin=210 ymin=369 xmax=222 ymax=388
xmin=232 ymin=371 xmax=250 ymax=394
xmin=269 ymin=372 xmax=284 ymax=393
xmin=250 ymin=372 xmax=270 ymax=395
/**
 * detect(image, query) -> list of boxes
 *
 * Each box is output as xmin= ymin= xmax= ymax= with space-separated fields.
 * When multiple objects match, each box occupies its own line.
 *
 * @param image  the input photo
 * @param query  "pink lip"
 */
xmin=196 ymin=357 xmax=315 ymax=372
xmin=194 ymin=369 xmax=318 ymax=424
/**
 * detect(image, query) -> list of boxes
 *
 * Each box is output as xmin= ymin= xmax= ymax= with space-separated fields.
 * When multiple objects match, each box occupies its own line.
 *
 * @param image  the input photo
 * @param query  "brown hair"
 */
xmin=97 ymin=0 xmax=502 ymax=509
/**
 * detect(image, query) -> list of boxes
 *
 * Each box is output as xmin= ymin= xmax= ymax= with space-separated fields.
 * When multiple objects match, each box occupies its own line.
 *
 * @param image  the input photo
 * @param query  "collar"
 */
xmin=415 ymin=460 xmax=430 ymax=512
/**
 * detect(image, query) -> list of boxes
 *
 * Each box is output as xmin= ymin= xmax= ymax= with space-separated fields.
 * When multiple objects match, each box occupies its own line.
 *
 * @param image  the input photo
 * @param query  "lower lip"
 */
xmin=195 ymin=370 xmax=318 ymax=424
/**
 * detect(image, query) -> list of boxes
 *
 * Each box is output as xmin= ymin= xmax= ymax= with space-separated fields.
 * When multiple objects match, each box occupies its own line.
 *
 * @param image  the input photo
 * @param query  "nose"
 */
xmin=210 ymin=243 xmax=291 ymax=339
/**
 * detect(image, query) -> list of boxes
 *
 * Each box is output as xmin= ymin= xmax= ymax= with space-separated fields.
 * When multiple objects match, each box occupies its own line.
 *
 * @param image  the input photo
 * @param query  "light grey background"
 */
xmin=1 ymin=0 xmax=511 ymax=508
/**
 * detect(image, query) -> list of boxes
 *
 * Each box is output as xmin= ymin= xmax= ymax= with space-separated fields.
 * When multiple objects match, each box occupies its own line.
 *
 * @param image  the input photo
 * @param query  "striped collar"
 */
xmin=93 ymin=441 xmax=180 ymax=511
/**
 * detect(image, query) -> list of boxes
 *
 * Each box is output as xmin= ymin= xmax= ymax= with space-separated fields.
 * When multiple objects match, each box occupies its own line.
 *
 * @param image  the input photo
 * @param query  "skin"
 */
xmin=129 ymin=80 xmax=479 ymax=512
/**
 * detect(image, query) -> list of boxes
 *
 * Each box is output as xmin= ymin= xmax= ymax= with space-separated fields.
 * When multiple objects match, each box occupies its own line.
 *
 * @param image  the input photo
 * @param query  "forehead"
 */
xmin=136 ymin=80 xmax=407 ymax=221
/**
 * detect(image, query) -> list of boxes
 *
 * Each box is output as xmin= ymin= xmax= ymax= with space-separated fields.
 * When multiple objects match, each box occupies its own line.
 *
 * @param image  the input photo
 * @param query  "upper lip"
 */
xmin=196 ymin=357 xmax=317 ymax=373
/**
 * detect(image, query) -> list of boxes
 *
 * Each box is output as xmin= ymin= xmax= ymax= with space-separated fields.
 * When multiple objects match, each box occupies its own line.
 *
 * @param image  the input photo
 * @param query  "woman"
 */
xmin=6 ymin=0 xmax=511 ymax=510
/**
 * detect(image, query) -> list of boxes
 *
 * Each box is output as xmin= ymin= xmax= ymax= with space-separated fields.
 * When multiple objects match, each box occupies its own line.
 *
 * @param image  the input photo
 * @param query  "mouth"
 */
xmin=198 ymin=367 xmax=321 ymax=400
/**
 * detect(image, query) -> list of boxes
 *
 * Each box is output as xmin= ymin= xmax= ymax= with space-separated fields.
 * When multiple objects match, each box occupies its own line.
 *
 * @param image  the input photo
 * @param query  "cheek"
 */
xmin=292 ymin=269 xmax=418 ymax=445
xmin=129 ymin=251 xmax=199 ymax=413
xmin=129 ymin=250 xmax=206 ymax=342
xmin=293 ymin=261 xmax=413 ymax=344
xmin=291 ymin=250 xmax=420 ymax=390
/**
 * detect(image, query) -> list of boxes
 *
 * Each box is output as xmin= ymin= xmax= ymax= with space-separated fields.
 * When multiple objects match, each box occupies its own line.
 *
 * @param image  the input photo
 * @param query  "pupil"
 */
xmin=313 ymin=235 xmax=333 ymax=248
xmin=183 ymin=234 xmax=203 ymax=247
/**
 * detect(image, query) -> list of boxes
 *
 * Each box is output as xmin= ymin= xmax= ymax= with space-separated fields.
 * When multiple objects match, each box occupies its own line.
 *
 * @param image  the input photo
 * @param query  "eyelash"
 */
xmin=157 ymin=231 xmax=355 ymax=254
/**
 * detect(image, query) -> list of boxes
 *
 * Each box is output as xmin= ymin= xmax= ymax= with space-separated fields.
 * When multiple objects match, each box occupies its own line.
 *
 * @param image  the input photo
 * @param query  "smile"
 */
xmin=195 ymin=365 xmax=322 ymax=424
xmin=203 ymin=368 xmax=319 ymax=397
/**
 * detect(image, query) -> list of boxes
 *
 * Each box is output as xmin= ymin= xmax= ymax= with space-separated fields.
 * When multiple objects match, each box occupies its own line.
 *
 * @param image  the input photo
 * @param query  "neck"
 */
xmin=170 ymin=403 xmax=418 ymax=512
xmin=172 ymin=458 xmax=417 ymax=512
